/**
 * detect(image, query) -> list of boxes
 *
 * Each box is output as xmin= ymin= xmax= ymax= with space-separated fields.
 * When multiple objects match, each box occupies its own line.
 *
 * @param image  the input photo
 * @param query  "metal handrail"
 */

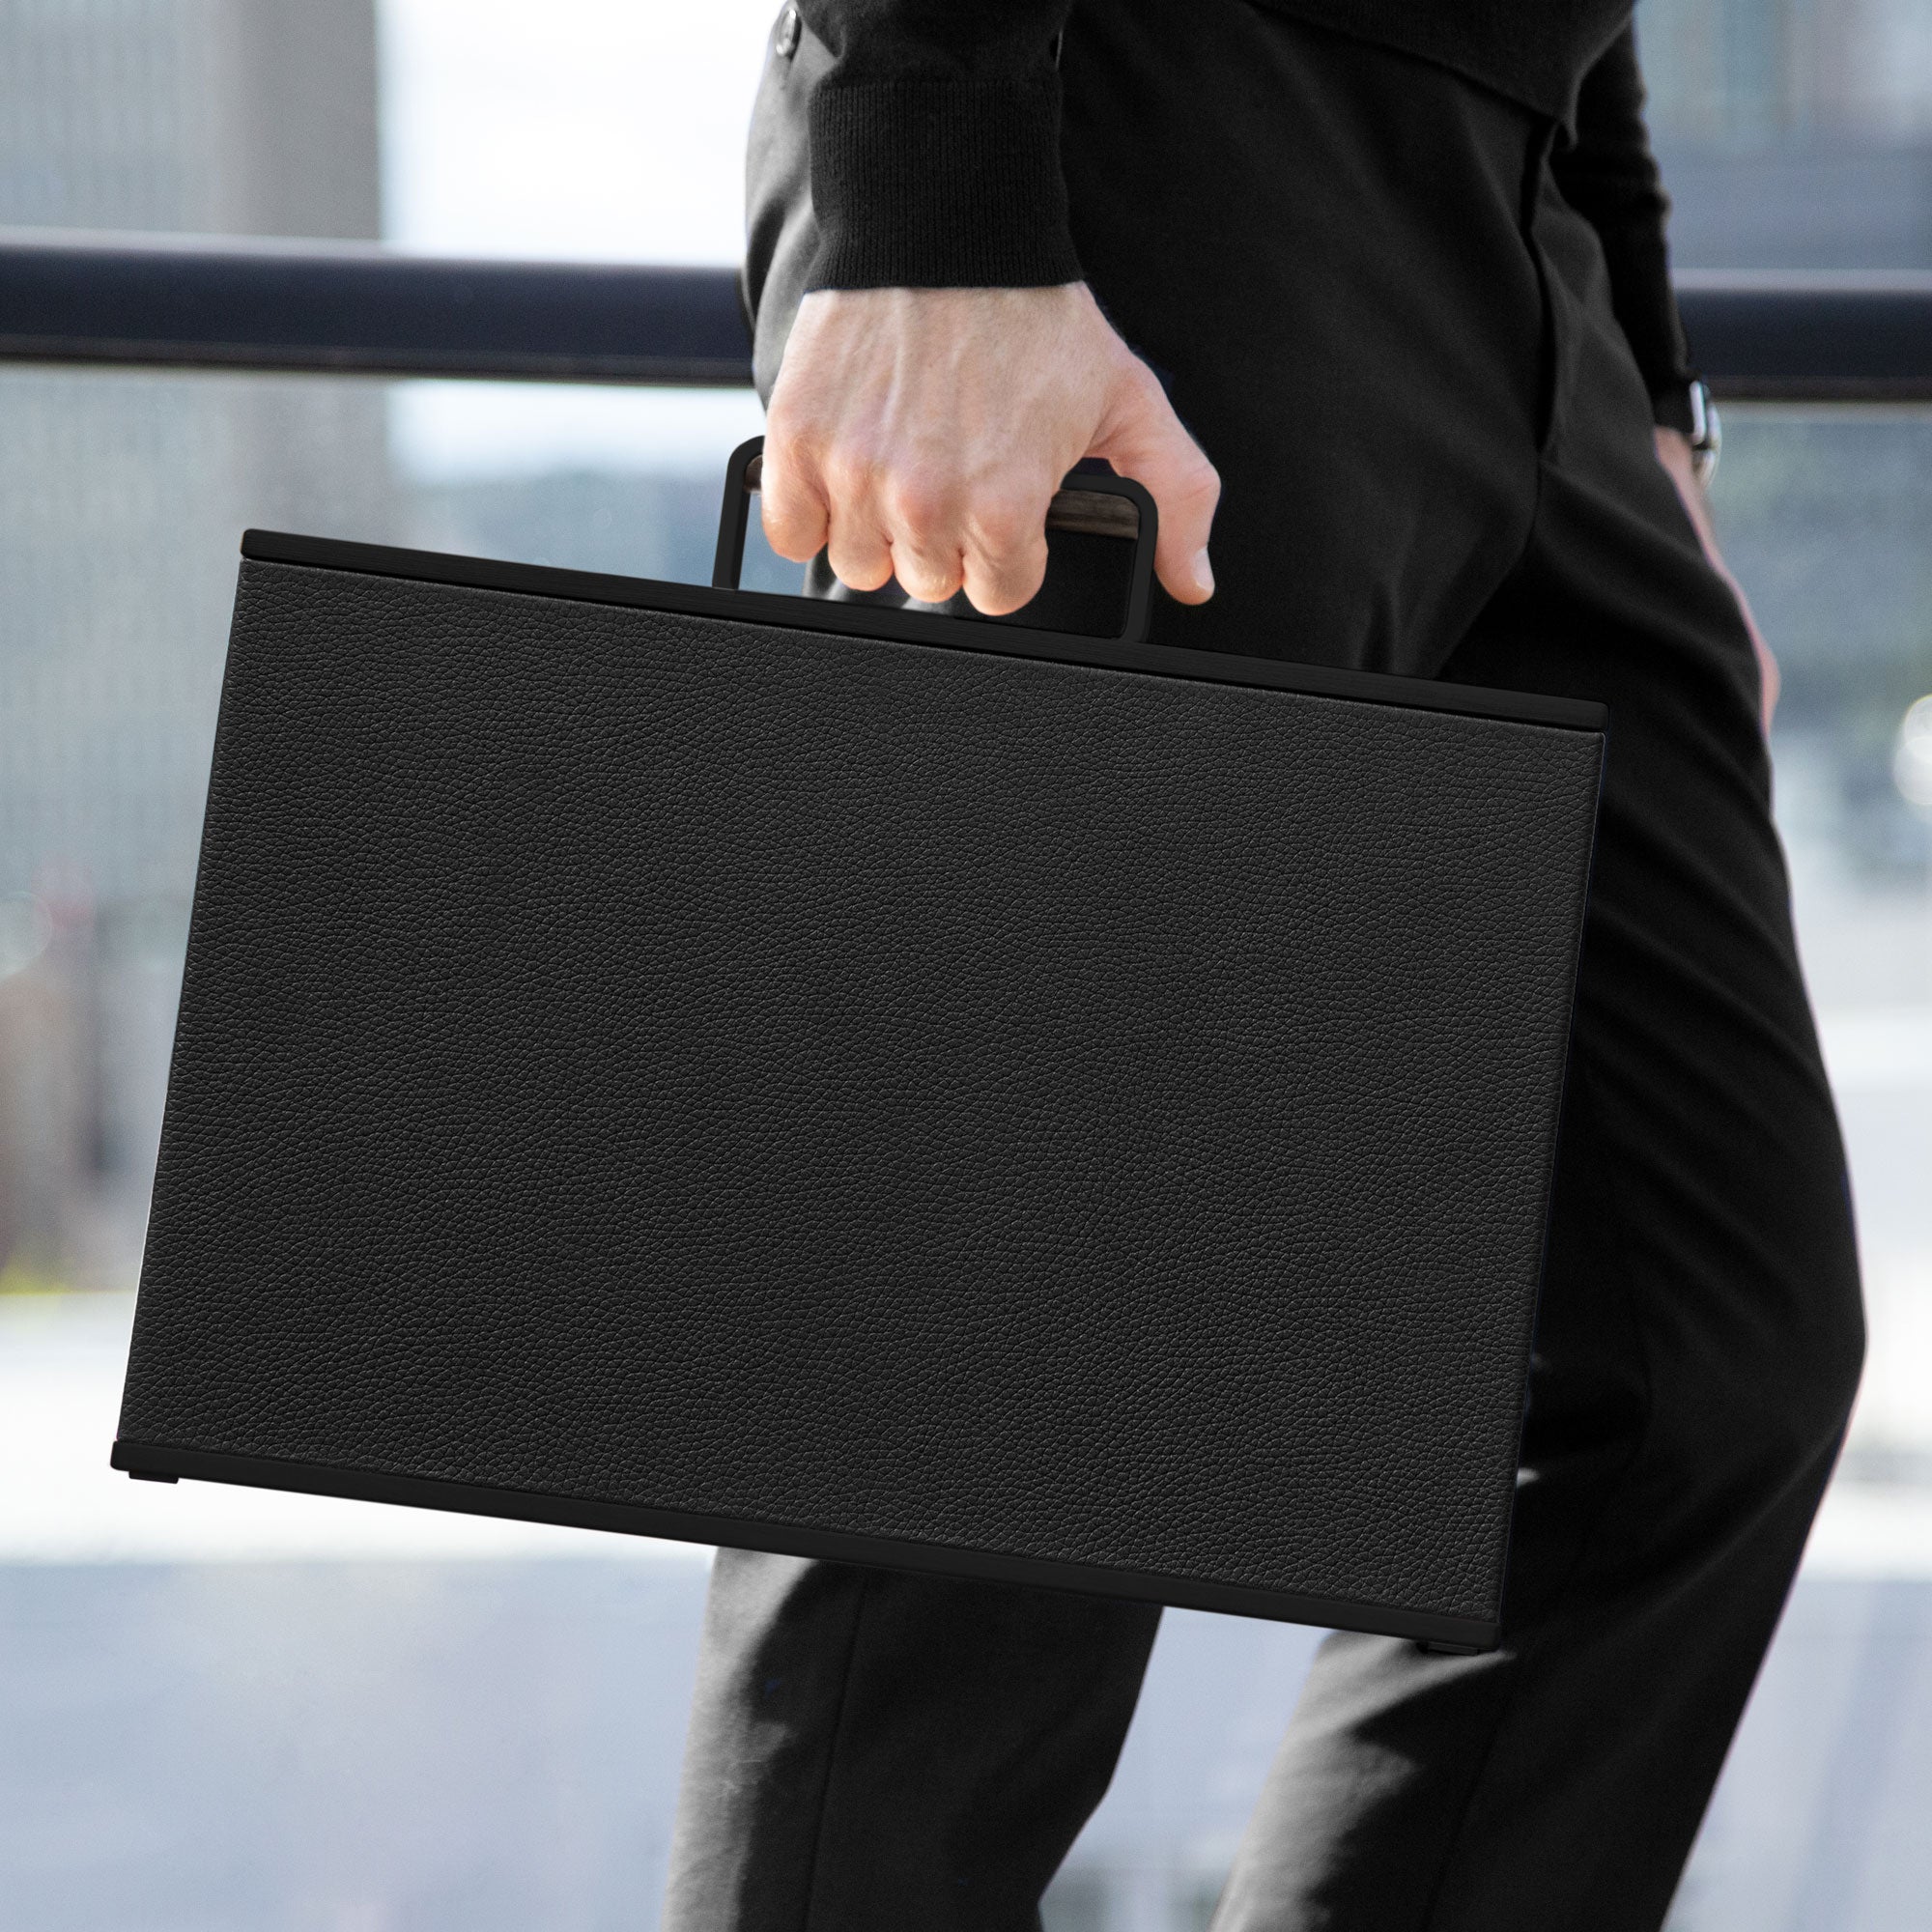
xmin=1675 ymin=270 xmax=1932 ymax=402
xmin=2 ymin=230 xmax=1930 ymax=401
xmin=0 ymin=229 xmax=751 ymax=386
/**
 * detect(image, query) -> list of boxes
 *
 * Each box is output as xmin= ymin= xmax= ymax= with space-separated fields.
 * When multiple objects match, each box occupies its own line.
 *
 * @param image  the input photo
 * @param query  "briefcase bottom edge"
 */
xmin=108 ymin=1438 xmax=1499 ymax=1651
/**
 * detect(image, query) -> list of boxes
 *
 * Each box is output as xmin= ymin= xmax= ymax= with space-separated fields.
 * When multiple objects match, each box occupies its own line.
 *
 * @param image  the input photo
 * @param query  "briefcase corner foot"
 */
xmin=111 ymin=1439 xmax=180 ymax=1482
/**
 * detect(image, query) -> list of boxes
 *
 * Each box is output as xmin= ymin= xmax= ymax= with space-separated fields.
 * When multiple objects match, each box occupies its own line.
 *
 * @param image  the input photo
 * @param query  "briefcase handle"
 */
xmin=710 ymin=436 xmax=1159 ymax=645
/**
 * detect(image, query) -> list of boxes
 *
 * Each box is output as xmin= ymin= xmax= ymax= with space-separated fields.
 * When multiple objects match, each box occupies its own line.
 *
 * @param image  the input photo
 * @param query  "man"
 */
xmin=665 ymin=5 xmax=1866 ymax=1927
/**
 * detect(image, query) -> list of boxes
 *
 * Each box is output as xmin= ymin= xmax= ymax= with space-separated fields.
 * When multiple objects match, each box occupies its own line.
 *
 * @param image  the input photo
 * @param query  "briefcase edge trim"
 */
xmin=108 ymin=1438 xmax=1499 ymax=1651
xmin=236 ymin=528 xmax=1607 ymax=738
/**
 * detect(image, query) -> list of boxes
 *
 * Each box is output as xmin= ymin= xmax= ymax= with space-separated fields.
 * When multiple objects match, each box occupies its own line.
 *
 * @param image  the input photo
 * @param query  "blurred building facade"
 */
xmin=0 ymin=0 xmax=392 ymax=1287
xmin=1641 ymin=0 xmax=1932 ymax=267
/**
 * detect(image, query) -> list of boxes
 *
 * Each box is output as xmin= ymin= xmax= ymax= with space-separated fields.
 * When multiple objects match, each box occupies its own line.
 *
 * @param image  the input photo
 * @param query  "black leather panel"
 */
xmin=118 ymin=557 xmax=1603 ymax=1628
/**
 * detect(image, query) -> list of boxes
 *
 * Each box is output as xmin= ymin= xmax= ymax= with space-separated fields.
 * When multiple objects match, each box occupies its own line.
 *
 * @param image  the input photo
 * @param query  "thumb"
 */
xmin=1090 ymin=365 xmax=1221 ymax=605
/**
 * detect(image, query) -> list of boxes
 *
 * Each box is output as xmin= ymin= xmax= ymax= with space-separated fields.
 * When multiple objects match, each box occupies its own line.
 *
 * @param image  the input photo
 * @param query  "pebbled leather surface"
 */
xmin=119 ymin=558 xmax=1603 ymax=1626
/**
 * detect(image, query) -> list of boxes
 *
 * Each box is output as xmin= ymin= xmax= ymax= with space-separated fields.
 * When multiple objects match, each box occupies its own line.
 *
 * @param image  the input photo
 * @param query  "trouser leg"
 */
xmin=663 ymin=1550 xmax=1159 ymax=1932
xmin=1208 ymin=166 xmax=1864 ymax=1932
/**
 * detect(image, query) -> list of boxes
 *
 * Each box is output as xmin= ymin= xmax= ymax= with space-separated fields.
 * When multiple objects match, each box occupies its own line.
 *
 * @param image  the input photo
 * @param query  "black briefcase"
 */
xmin=113 ymin=440 xmax=1604 ymax=1652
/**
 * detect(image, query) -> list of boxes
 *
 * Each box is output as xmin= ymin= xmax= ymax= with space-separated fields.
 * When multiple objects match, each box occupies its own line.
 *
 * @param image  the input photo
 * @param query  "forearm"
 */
xmin=1551 ymin=24 xmax=1694 ymax=420
xmin=759 ymin=6 xmax=1220 ymax=613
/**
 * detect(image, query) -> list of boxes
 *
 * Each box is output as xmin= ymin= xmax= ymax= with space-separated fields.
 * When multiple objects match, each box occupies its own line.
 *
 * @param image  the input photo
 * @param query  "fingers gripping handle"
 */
xmin=710 ymin=437 xmax=1159 ymax=645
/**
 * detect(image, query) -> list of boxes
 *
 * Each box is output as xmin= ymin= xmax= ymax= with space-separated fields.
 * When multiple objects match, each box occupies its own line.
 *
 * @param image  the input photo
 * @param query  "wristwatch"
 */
xmin=1686 ymin=379 xmax=1720 ymax=486
xmin=1659 ymin=378 xmax=1721 ymax=486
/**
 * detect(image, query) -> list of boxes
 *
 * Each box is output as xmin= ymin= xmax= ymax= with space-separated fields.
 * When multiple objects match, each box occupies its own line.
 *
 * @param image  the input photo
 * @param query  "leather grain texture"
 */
xmin=117 ymin=555 xmax=1603 ymax=1631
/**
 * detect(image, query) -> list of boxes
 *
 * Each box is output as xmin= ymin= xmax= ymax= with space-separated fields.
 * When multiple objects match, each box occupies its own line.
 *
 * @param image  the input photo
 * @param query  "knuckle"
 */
xmin=762 ymin=523 xmax=813 ymax=563
xmin=885 ymin=472 xmax=960 ymax=541
xmin=818 ymin=441 xmax=877 ymax=504
xmin=825 ymin=516 xmax=886 ymax=565
xmin=759 ymin=405 xmax=817 ymax=476
xmin=897 ymin=552 xmax=962 ymax=602
xmin=759 ymin=465 xmax=813 ymax=520
xmin=967 ymin=565 xmax=1042 ymax=617
xmin=828 ymin=548 xmax=892 ymax=591
xmin=967 ymin=498 xmax=1037 ymax=560
xmin=760 ymin=497 xmax=821 ymax=559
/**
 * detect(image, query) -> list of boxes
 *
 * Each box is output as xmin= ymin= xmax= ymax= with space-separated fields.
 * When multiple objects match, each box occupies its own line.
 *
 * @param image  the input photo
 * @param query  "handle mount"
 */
xmin=710 ymin=437 xmax=1158 ymax=645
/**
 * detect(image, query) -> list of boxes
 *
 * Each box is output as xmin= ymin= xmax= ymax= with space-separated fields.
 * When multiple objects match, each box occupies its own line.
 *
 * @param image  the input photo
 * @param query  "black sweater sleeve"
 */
xmin=1550 ymin=24 xmax=1697 ymax=418
xmin=797 ymin=0 xmax=1079 ymax=292
xmin=797 ymin=2 xmax=1698 ymax=424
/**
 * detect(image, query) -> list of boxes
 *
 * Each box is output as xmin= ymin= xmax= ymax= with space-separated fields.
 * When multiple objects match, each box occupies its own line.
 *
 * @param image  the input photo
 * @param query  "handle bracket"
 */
xmin=711 ymin=437 xmax=1158 ymax=645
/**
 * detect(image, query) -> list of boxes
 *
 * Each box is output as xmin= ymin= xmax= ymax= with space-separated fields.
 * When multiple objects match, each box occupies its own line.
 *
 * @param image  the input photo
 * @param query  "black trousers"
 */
xmin=664 ymin=8 xmax=1866 ymax=1928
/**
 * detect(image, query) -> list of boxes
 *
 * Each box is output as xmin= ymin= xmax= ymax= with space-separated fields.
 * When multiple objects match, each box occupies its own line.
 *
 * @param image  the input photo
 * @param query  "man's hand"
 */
xmin=1654 ymin=426 xmax=1779 ymax=734
xmin=762 ymin=284 xmax=1220 ymax=615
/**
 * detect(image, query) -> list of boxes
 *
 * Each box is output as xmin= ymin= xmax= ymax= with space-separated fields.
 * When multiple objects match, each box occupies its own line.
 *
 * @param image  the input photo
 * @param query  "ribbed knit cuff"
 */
xmin=806 ymin=76 xmax=1083 ymax=291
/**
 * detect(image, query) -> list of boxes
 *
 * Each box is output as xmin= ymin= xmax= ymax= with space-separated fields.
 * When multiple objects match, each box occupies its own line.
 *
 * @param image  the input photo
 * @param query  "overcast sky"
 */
xmin=377 ymin=0 xmax=777 ymax=479
xmin=380 ymin=0 xmax=776 ymax=260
